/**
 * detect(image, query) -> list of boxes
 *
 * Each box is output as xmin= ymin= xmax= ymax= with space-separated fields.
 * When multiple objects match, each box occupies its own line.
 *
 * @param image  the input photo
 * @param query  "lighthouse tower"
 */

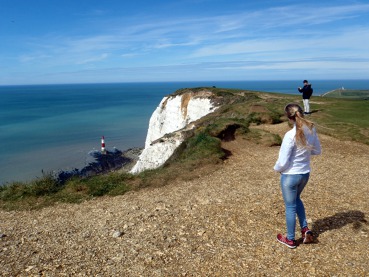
xmin=101 ymin=136 xmax=106 ymax=154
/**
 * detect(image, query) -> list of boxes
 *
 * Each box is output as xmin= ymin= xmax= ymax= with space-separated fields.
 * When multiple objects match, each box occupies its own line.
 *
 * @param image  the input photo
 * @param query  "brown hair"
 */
xmin=284 ymin=103 xmax=314 ymax=147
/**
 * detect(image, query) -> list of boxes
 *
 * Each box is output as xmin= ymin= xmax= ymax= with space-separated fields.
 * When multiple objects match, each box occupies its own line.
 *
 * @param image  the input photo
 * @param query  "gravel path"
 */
xmin=1 ymin=122 xmax=368 ymax=276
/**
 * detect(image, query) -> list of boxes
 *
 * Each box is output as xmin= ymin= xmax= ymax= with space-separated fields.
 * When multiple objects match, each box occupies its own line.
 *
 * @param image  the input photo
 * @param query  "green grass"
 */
xmin=0 ymin=172 xmax=133 ymax=210
xmin=1 ymin=88 xmax=368 ymax=210
xmin=308 ymin=98 xmax=369 ymax=144
xmin=323 ymin=89 xmax=369 ymax=99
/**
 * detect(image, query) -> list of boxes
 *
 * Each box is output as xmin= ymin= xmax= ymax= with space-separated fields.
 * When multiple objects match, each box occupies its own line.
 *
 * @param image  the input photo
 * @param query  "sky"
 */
xmin=1 ymin=0 xmax=369 ymax=85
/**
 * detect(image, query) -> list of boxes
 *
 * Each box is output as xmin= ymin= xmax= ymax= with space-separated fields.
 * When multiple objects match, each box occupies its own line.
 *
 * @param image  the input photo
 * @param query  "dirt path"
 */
xmin=1 ymin=122 xmax=368 ymax=276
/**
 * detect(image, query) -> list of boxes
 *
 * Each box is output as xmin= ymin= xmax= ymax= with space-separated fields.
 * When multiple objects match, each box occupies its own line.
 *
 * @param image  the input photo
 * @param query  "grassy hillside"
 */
xmin=322 ymin=89 xmax=369 ymax=99
xmin=311 ymin=97 xmax=369 ymax=144
xmin=1 ymin=88 xmax=368 ymax=210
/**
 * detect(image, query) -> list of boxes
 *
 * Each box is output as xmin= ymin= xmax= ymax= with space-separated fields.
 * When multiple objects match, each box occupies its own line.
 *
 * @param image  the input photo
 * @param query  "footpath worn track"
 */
xmin=1 ymin=123 xmax=368 ymax=276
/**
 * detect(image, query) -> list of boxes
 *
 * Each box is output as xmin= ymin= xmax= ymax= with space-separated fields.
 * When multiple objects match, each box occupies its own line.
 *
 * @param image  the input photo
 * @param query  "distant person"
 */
xmin=274 ymin=103 xmax=322 ymax=249
xmin=298 ymin=80 xmax=313 ymax=114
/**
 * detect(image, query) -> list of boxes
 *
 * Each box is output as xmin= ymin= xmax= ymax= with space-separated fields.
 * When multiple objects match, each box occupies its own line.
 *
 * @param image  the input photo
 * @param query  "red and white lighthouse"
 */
xmin=101 ymin=136 xmax=106 ymax=154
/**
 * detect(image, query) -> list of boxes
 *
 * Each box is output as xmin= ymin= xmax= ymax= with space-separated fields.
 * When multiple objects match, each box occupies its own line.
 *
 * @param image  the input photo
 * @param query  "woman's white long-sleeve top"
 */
xmin=274 ymin=125 xmax=321 ymax=174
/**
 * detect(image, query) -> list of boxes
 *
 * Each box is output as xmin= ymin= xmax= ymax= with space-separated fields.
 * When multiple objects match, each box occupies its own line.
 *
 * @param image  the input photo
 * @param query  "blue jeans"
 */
xmin=280 ymin=173 xmax=310 ymax=240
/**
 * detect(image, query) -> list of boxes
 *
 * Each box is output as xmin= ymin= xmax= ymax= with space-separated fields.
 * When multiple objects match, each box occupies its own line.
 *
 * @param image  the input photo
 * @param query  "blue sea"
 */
xmin=1 ymin=80 xmax=368 ymax=185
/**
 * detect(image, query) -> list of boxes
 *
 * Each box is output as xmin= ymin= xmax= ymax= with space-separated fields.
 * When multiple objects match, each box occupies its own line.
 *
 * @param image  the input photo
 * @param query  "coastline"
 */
xmin=1 ymin=80 xmax=369 ymax=185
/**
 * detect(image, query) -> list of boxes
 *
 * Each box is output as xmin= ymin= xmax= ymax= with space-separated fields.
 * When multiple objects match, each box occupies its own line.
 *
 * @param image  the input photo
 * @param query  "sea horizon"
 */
xmin=1 ymin=79 xmax=368 ymax=185
xmin=3 ymin=79 xmax=369 ymax=98
xmin=2 ymin=78 xmax=369 ymax=90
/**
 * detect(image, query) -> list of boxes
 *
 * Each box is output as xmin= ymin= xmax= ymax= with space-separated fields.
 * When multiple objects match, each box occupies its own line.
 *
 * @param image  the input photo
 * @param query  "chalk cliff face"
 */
xmin=130 ymin=90 xmax=218 ymax=174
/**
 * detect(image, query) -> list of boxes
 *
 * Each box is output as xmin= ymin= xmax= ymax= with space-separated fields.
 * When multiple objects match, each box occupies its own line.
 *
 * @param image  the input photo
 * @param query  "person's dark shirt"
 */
xmin=298 ymin=84 xmax=313 ymax=99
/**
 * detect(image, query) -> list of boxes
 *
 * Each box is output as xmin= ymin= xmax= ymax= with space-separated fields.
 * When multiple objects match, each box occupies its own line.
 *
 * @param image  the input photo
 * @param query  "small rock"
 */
xmin=197 ymin=229 xmax=206 ymax=236
xmin=25 ymin=265 xmax=35 ymax=272
xmin=112 ymin=231 xmax=123 ymax=238
xmin=82 ymin=231 xmax=91 ymax=239
xmin=0 ymin=233 xmax=6 ymax=238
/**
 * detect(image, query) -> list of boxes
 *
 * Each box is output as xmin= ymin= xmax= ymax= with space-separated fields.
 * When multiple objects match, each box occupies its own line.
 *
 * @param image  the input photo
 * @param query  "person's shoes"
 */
xmin=301 ymin=227 xmax=314 ymax=244
xmin=276 ymin=234 xmax=297 ymax=249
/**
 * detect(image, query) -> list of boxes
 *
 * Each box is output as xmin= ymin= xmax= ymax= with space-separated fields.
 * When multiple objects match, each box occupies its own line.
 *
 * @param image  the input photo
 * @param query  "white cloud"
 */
xmin=76 ymin=53 xmax=109 ymax=64
xmin=3 ymin=2 xmax=369 ymax=84
xmin=18 ymin=54 xmax=52 ymax=63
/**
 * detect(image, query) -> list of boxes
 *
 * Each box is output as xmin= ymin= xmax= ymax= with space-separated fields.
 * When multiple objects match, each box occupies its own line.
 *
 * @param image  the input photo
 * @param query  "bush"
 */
xmin=0 ymin=182 xmax=29 ymax=201
xmin=63 ymin=173 xmax=131 ymax=197
xmin=0 ymin=173 xmax=60 ymax=201
xmin=180 ymin=132 xmax=224 ymax=162
xmin=29 ymin=174 xmax=61 ymax=197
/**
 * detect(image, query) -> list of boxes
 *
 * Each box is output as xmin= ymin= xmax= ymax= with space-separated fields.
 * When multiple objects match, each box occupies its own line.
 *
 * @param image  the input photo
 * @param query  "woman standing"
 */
xmin=274 ymin=103 xmax=321 ymax=248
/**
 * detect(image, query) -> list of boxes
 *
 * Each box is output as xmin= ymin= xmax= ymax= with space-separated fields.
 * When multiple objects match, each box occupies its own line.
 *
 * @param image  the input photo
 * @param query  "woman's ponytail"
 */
xmin=284 ymin=103 xmax=314 ymax=147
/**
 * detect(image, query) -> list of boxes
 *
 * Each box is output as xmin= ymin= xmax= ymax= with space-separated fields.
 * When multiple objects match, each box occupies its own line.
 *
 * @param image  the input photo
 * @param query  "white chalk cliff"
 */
xmin=130 ymin=90 xmax=219 ymax=174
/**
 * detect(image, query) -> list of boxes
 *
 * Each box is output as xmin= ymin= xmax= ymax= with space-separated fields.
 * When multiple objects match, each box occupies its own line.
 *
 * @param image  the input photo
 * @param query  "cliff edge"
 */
xmin=131 ymin=89 xmax=219 ymax=173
